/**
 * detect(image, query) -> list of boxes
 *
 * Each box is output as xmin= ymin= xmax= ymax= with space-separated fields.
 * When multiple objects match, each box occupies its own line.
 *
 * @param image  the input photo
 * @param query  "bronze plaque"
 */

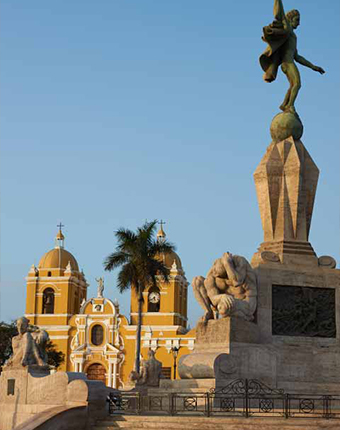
xmin=7 ymin=379 xmax=15 ymax=396
xmin=272 ymin=285 xmax=336 ymax=338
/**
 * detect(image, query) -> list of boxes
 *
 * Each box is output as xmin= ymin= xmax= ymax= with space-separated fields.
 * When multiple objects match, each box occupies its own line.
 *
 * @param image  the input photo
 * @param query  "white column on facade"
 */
xmin=108 ymin=362 xmax=113 ymax=388
xmin=79 ymin=361 xmax=84 ymax=372
xmin=112 ymin=360 xmax=118 ymax=389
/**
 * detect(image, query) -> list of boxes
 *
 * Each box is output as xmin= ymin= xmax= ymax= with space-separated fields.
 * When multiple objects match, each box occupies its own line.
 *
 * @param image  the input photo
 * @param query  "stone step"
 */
xmin=92 ymin=415 xmax=339 ymax=430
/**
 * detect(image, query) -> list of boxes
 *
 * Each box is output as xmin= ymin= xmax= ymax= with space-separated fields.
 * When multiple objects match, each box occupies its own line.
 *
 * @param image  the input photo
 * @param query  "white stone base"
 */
xmin=0 ymin=368 xmax=108 ymax=430
xmin=177 ymin=318 xmax=340 ymax=394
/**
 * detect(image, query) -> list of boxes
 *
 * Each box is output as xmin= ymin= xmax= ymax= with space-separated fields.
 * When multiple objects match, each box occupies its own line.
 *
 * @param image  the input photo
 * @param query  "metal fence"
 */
xmin=107 ymin=379 xmax=340 ymax=419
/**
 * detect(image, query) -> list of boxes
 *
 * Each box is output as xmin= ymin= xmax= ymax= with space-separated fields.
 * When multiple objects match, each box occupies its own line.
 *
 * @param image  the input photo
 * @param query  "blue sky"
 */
xmin=1 ymin=0 xmax=339 ymax=326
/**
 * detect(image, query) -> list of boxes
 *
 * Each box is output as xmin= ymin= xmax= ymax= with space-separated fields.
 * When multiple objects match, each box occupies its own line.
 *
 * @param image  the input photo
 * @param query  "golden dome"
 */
xmin=38 ymin=248 xmax=79 ymax=271
xmin=155 ymin=224 xmax=182 ymax=271
xmin=158 ymin=251 xmax=182 ymax=271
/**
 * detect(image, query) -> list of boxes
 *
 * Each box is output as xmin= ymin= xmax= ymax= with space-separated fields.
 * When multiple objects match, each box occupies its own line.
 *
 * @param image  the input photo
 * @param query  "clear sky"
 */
xmin=1 ymin=0 xmax=339 ymax=327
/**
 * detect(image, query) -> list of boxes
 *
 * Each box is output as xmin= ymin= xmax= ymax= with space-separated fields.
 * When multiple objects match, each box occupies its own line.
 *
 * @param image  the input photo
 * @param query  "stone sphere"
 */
xmin=270 ymin=111 xmax=303 ymax=142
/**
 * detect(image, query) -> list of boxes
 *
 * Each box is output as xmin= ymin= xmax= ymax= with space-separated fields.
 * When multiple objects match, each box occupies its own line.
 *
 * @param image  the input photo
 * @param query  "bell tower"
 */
xmin=130 ymin=224 xmax=189 ymax=331
xmin=25 ymin=226 xmax=88 ymax=370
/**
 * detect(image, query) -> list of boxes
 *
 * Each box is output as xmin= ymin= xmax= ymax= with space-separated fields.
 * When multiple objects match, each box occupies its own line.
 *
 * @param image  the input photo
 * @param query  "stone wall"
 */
xmin=0 ymin=368 xmax=109 ymax=430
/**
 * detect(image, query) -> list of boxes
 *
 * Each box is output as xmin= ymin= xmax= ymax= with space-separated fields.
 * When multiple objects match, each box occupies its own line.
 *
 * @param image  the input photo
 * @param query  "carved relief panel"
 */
xmin=272 ymin=285 xmax=336 ymax=338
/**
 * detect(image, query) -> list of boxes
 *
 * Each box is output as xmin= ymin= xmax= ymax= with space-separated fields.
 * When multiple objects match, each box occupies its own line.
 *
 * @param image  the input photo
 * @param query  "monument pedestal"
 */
xmin=173 ymin=134 xmax=340 ymax=395
xmin=252 ymin=136 xmax=319 ymax=266
xmin=178 ymin=318 xmax=277 ymax=388
xmin=251 ymin=258 xmax=340 ymax=393
xmin=177 ymin=271 xmax=340 ymax=393
xmin=249 ymin=135 xmax=340 ymax=393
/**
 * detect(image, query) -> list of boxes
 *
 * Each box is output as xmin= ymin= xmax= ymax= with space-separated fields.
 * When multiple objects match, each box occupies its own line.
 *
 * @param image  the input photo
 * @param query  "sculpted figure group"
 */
xmin=5 ymin=317 xmax=49 ymax=369
xmin=192 ymin=252 xmax=257 ymax=323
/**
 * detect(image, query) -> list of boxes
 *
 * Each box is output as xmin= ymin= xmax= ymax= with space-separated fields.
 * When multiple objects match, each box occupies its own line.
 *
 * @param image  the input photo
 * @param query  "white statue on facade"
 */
xmin=5 ymin=317 xmax=49 ymax=369
xmin=95 ymin=277 xmax=104 ymax=298
xmin=192 ymin=252 xmax=257 ymax=323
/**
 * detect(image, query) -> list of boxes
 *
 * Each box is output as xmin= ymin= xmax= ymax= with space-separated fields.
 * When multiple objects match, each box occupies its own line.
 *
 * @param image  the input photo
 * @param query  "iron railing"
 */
xmin=107 ymin=378 xmax=340 ymax=419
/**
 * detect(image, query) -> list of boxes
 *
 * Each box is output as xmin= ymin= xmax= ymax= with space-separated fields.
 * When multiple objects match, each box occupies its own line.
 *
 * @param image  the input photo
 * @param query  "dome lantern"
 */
xmin=157 ymin=220 xmax=166 ymax=244
xmin=55 ymin=222 xmax=65 ymax=249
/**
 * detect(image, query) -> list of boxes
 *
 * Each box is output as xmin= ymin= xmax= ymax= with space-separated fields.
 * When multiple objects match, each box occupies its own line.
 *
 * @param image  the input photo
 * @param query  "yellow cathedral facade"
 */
xmin=25 ymin=226 xmax=196 ymax=388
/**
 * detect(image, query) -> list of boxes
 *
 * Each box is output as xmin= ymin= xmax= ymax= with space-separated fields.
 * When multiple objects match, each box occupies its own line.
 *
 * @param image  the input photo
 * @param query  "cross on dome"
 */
xmin=55 ymin=222 xmax=65 ymax=248
xmin=157 ymin=220 xmax=166 ymax=242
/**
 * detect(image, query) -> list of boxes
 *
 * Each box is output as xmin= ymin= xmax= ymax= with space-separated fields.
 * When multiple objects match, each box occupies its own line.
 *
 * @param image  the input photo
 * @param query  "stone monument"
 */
xmin=0 ymin=317 xmax=110 ymax=430
xmin=179 ymin=251 xmax=273 ymax=386
xmin=177 ymin=0 xmax=340 ymax=395
xmin=3 ymin=317 xmax=49 ymax=372
xmin=130 ymin=350 xmax=163 ymax=392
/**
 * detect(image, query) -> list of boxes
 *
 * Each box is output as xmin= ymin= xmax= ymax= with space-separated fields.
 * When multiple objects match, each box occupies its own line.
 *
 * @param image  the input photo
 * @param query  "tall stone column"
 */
xmin=252 ymin=136 xmax=319 ymax=266
xmin=112 ymin=360 xmax=118 ymax=389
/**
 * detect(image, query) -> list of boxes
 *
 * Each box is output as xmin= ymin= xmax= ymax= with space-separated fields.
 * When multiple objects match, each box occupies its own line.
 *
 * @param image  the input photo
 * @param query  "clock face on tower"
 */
xmin=149 ymin=291 xmax=160 ymax=304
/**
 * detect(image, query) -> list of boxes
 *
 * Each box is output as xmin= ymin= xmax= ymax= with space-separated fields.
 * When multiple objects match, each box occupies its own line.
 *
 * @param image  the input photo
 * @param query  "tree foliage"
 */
xmin=104 ymin=220 xmax=175 ymax=373
xmin=44 ymin=339 xmax=65 ymax=369
xmin=0 ymin=321 xmax=17 ymax=368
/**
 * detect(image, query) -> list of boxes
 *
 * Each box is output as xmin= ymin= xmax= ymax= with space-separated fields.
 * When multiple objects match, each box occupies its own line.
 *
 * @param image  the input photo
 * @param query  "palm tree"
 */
xmin=104 ymin=220 xmax=175 ymax=373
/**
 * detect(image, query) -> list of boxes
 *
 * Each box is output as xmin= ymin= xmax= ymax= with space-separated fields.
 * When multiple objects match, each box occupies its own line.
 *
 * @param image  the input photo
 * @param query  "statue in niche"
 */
xmin=129 ymin=350 xmax=162 ymax=388
xmin=95 ymin=277 xmax=104 ymax=298
xmin=5 ymin=317 xmax=49 ymax=369
xmin=260 ymin=0 xmax=325 ymax=113
xmin=192 ymin=252 xmax=257 ymax=323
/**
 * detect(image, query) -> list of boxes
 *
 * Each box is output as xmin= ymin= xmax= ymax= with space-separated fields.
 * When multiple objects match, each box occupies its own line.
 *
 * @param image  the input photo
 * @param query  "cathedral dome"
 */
xmin=161 ymin=250 xmax=182 ymax=271
xmin=155 ymin=224 xmax=183 ymax=271
xmin=38 ymin=248 xmax=79 ymax=271
xmin=38 ymin=227 xmax=79 ymax=271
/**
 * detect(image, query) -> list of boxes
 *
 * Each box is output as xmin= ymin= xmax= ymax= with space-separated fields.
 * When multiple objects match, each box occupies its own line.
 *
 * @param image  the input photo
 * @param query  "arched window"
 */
xmin=47 ymin=271 xmax=52 ymax=277
xmin=42 ymin=288 xmax=55 ymax=314
xmin=91 ymin=325 xmax=104 ymax=346
xmin=148 ymin=287 xmax=160 ymax=312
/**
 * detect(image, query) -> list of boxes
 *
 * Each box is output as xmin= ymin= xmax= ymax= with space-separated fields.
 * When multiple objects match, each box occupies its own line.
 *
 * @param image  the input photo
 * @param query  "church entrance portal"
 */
xmin=86 ymin=363 xmax=106 ymax=384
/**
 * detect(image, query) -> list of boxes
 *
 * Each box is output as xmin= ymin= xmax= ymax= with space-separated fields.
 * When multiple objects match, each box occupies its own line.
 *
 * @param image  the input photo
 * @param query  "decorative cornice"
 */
xmin=25 ymin=313 xmax=73 ymax=317
xmin=130 ymin=312 xmax=188 ymax=321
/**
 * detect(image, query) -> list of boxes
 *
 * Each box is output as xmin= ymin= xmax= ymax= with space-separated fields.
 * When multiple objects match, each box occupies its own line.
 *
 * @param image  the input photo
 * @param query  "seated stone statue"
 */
xmin=129 ymin=350 xmax=162 ymax=388
xmin=192 ymin=252 xmax=257 ymax=323
xmin=5 ymin=317 xmax=49 ymax=369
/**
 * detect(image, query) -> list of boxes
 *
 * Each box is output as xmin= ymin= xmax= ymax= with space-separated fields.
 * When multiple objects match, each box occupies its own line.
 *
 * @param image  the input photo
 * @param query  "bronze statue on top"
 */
xmin=260 ymin=0 xmax=325 ymax=114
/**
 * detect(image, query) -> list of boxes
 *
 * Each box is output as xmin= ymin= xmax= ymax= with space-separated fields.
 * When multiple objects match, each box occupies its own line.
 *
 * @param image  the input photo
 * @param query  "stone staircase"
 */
xmin=92 ymin=415 xmax=339 ymax=429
